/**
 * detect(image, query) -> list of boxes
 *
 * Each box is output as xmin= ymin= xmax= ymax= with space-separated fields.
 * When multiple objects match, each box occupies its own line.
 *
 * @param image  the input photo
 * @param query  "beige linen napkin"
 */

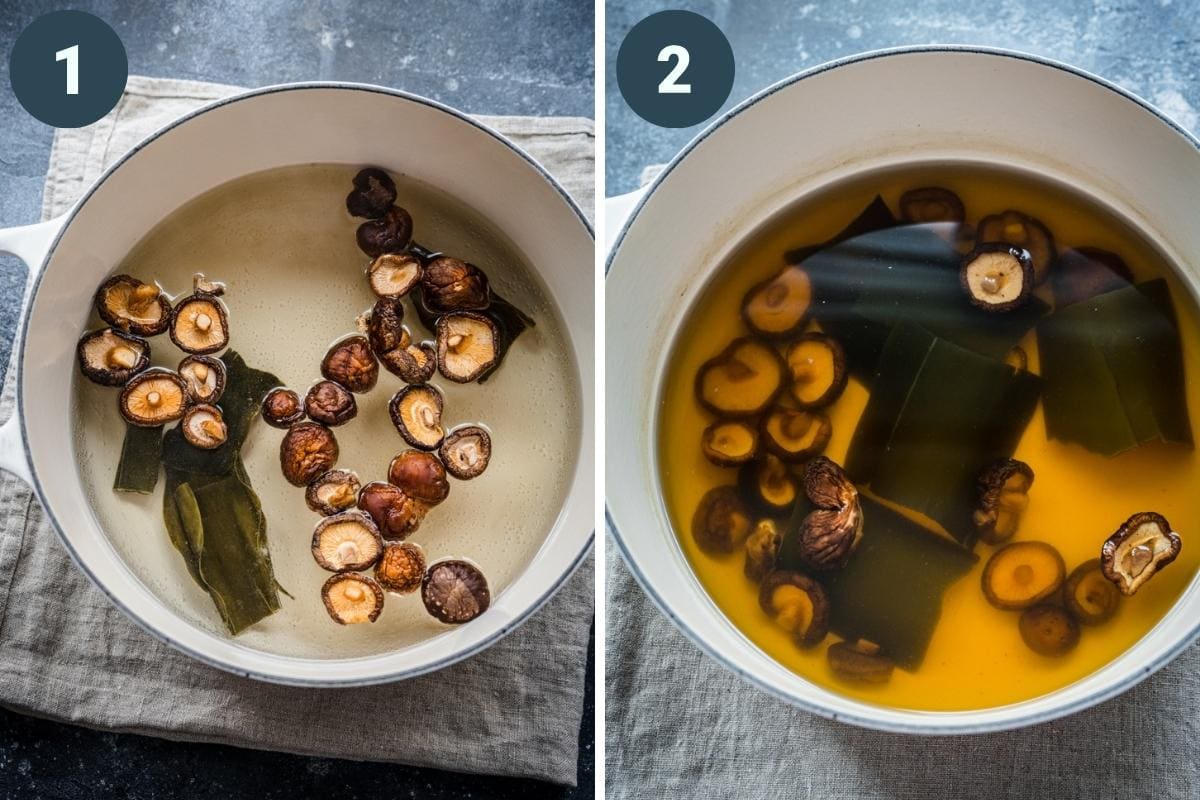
xmin=0 ymin=76 xmax=594 ymax=786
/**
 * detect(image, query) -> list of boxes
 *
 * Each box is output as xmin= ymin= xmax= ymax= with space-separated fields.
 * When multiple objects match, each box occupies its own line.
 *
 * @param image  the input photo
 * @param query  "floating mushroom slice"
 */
xmin=977 ymin=209 xmax=1056 ymax=284
xmin=304 ymin=380 xmax=357 ymax=426
xmin=758 ymin=571 xmax=830 ymax=647
xmin=321 ymin=572 xmax=384 ymax=625
xmin=389 ymin=385 xmax=445 ymax=450
xmin=279 ymin=421 xmax=338 ymax=486
xmin=311 ymin=511 xmax=383 ymax=572
xmin=76 ymin=328 xmax=150 ymax=386
xmin=388 ymin=450 xmax=450 ymax=505
xmin=898 ymin=186 xmax=965 ymax=224
xmin=436 ymin=313 xmax=500 ymax=383
xmin=960 ymin=243 xmax=1034 ymax=312
xmin=305 ymin=469 xmax=361 ymax=516
xmin=827 ymin=639 xmax=894 ymax=684
xmin=346 ymin=167 xmax=397 ymax=219
xmin=422 ymin=559 xmax=491 ymax=624
xmin=785 ymin=334 xmax=847 ymax=408
xmin=694 ymin=338 xmax=785 ymax=417
xmin=972 ymin=458 xmax=1034 ymax=544
xmin=368 ymin=253 xmax=422 ymax=299
xmin=261 ymin=387 xmax=305 ymax=428
xmin=178 ymin=355 xmax=226 ymax=404
xmin=180 ymin=404 xmax=228 ymax=450
xmin=420 ymin=256 xmax=491 ymax=313
xmin=375 ymin=541 xmax=426 ymax=594
xmin=356 ymin=206 xmax=414 ymax=257
xmin=119 ymin=369 xmax=188 ymax=427
xmin=981 ymin=540 xmax=1065 ymax=610
xmin=439 ymin=425 xmax=492 ymax=480
xmin=357 ymin=481 xmax=427 ymax=540
xmin=365 ymin=296 xmax=408 ymax=354
xmin=761 ymin=407 xmax=831 ymax=462
xmin=1100 ymin=511 xmax=1182 ymax=596
xmin=95 ymin=275 xmax=171 ymax=336
xmin=321 ymin=335 xmax=378 ymax=393
xmin=379 ymin=341 xmax=437 ymax=383
xmin=691 ymin=485 xmax=753 ymax=554
xmin=1019 ymin=605 xmax=1080 ymax=656
xmin=701 ymin=420 xmax=759 ymax=467
xmin=738 ymin=454 xmax=798 ymax=515
xmin=744 ymin=518 xmax=781 ymax=582
xmin=170 ymin=293 xmax=229 ymax=354
xmin=741 ymin=265 xmax=813 ymax=338
xmin=1064 ymin=559 xmax=1121 ymax=625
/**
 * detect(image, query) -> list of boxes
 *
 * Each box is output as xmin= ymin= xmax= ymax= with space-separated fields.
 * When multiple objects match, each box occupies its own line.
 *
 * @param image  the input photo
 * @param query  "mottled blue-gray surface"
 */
xmin=606 ymin=0 xmax=1200 ymax=194
xmin=0 ymin=1 xmax=593 ymax=798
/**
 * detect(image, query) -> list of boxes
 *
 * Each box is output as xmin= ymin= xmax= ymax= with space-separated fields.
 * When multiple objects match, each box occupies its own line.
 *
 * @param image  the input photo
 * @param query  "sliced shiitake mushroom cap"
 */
xmin=422 ymin=559 xmax=491 ymax=624
xmin=695 ymin=337 xmax=785 ymax=417
xmin=691 ymin=485 xmax=753 ymax=554
xmin=304 ymin=380 xmax=358 ymax=426
xmin=420 ymin=257 xmax=491 ymax=313
xmin=744 ymin=518 xmax=781 ymax=582
xmin=375 ymin=541 xmax=426 ymax=594
xmin=388 ymin=450 xmax=450 ymax=505
xmin=181 ymin=404 xmax=228 ymax=449
xmin=899 ymin=186 xmax=966 ymax=224
xmin=973 ymin=458 xmax=1034 ymax=544
xmin=346 ymin=167 xmax=397 ymax=219
xmin=439 ymin=425 xmax=492 ymax=480
xmin=981 ymin=540 xmax=1065 ymax=610
xmin=178 ymin=355 xmax=226 ymax=404
xmin=960 ymin=243 xmax=1034 ymax=312
xmin=311 ymin=510 xmax=383 ymax=572
xmin=976 ymin=210 xmax=1057 ymax=285
xmin=170 ymin=293 xmax=229 ymax=354
xmin=436 ymin=312 xmax=500 ymax=383
xmin=305 ymin=469 xmax=362 ymax=516
xmin=785 ymin=334 xmax=847 ymax=409
xmin=741 ymin=265 xmax=813 ymax=338
xmin=1019 ymin=604 xmax=1080 ymax=656
xmin=321 ymin=572 xmax=384 ymax=625
xmin=95 ymin=275 xmax=171 ymax=336
xmin=119 ymin=369 xmax=188 ymax=427
xmin=356 ymin=205 xmax=414 ymax=257
xmin=389 ymin=384 xmax=445 ymax=450
xmin=321 ymin=335 xmax=379 ymax=393
xmin=701 ymin=420 xmax=760 ymax=467
xmin=737 ymin=454 xmax=798 ymax=515
xmin=368 ymin=253 xmax=423 ymax=299
xmin=77 ymin=328 xmax=150 ymax=386
xmin=365 ymin=296 xmax=408 ymax=355
xmin=758 ymin=571 xmax=830 ymax=647
xmin=357 ymin=481 xmax=427 ymax=540
xmin=1064 ymin=558 xmax=1121 ymax=625
xmin=261 ymin=387 xmax=305 ymax=428
xmin=1100 ymin=511 xmax=1182 ymax=596
xmin=827 ymin=639 xmax=894 ymax=683
xmin=1052 ymin=247 xmax=1133 ymax=307
xmin=761 ymin=407 xmax=832 ymax=462
xmin=380 ymin=341 xmax=437 ymax=383
xmin=279 ymin=421 xmax=338 ymax=486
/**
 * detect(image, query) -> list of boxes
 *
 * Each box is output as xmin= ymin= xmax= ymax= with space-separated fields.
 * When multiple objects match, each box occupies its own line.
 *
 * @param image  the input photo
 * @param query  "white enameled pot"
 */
xmin=606 ymin=46 xmax=1200 ymax=733
xmin=0 ymin=83 xmax=594 ymax=686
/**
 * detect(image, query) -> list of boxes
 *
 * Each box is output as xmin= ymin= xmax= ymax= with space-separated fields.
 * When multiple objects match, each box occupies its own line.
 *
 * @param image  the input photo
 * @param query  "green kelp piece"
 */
xmin=784 ymin=195 xmax=898 ymax=265
xmin=780 ymin=496 xmax=977 ymax=670
xmin=1038 ymin=279 xmax=1193 ymax=456
xmin=844 ymin=322 xmax=1041 ymax=543
xmin=114 ymin=424 xmax=163 ymax=494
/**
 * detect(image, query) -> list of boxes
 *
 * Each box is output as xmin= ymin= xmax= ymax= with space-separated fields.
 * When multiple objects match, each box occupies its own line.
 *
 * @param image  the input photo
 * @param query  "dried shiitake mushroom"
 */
xmin=321 ymin=572 xmax=384 ymax=625
xmin=422 ymin=559 xmax=491 ymax=624
xmin=178 ymin=355 xmax=226 ymax=404
xmin=981 ymin=541 xmax=1065 ymax=610
xmin=436 ymin=313 xmax=500 ymax=382
xmin=744 ymin=518 xmax=781 ymax=582
xmin=76 ymin=328 xmax=150 ymax=386
xmin=321 ymin=335 xmax=378 ymax=393
xmin=304 ymin=380 xmax=357 ymax=426
xmin=119 ymin=369 xmax=188 ymax=427
xmin=973 ymin=458 xmax=1034 ymax=544
xmin=375 ymin=541 xmax=426 ymax=594
xmin=388 ymin=450 xmax=450 ymax=505
xmin=1004 ymin=345 xmax=1028 ymax=372
xmin=389 ymin=384 xmax=445 ymax=450
xmin=1019 ymin=604 xmax=1080 ymax=657
xmin=280 ymin=421 xmax=338 ymax=486
xmin=741 ymin=265 xmax=812 ymax=338
xmin=960 ymin=243 xmax=1034 ymax=312
xmin=701 ymin=420 xmax=760 ymax=467
xmin=311 ymin=510 xmax=383 ymax=572
xmin=94 ymin=275 xmax=171 ymax=336
xmin=364 ymin=297 xmax=409 ymax=355
xmin=261 ymin=387 xmax=305 ymax=428
xmin=793 ymin=457 xmax=863 ymax=571
xmin=305 ymin=469 xmax=361 ymax=516
xmin=1052 ymin=247 xmax=1133 ymax=307
xmin=379 ymin=341 xmax=437 ymax=383
xmin=691 ymin=485 xmax=753 ymax=554
xmin=357 ymin=481 xmax=427 ymax=540
xmin=346 ymin=167 xmax=397 ymax=219
xmin=181 ymin=404 xmax=228 ymax=450
xmin=170 ymin=290 xmax=229 ymax=355
xmin=758 ymin=571 xmax=829 ymax=647
xmin=420 ymin=256 xmax=491 ymax=313
xmin=737 ymin=454 xmax=798 ymax=516
xmin=1100 ymin=511 xmax=1182 ymax=596
xmin=1064 ymin=558 xmax=1121 ymax=625
xmin=785 ymin=334 xmax=847 ymax=409
xmin=827 ymin=639 xmax=894 ymax=684
xmin=368 ymin=253 xmax=422 ymax=298
xmin=899 ymin=186 xmax=966 ymax=224
xmin=356 ymin=206 xmax=413 ymax=257
xmin=761 ymin=407 xmax=832 ymax=462
xmin=439 ymin=425 xmax=492 ymax=480
xmin=694 ymin=338 xmax=785 ymax=417
xmin=976 ymin=209 xmax=1056 ymax=285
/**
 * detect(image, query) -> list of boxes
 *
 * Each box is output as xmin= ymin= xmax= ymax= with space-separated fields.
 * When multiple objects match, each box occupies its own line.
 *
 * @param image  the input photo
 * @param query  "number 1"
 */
xmin=56 ymin=45 xmax=79 ymax=95
xmin=657 ymin=45 xmax=691 ymax=94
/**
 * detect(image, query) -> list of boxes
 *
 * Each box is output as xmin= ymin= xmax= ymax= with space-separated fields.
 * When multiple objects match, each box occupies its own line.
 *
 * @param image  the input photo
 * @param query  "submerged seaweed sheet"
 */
xmin=784 ymin=195 xmax=898 ymax=265
xmin=845 ymin=322 xmax=1041 ymax=544
xmin=1038 ymin=279 xmax=1192 ymax=455
xmin=114 ymin=424 xmax=163 ymax=494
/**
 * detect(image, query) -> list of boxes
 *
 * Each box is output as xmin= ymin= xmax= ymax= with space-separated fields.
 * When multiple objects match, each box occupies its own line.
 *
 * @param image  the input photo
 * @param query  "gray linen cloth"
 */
xmin=0 ymin=76 xmax=593 ymax=786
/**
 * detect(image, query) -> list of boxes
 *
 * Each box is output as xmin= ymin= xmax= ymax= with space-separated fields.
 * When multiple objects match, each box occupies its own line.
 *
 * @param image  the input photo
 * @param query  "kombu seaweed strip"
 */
xmin=784 ymin=195 xmax=898 ymax=264
xmin=114 ymin=424 xmax=163 ymax=494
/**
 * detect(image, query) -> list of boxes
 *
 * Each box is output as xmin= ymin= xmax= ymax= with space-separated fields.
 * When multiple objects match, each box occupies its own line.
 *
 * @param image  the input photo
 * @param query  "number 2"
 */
xmin=56 ymin=44 xmax=79 ymax=95
xmin=657 ymin=44 xmax=691 ymax=94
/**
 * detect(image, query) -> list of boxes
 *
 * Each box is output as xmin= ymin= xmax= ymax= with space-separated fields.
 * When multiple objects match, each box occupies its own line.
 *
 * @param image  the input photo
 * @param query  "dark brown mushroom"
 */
xmin=1064 ymin=558 xmax=1121 ymax=625
xmin=305 ymin=469 xmax=361 ymax=516
xmin=367 ymin=253 xmax=423 ymax=298
xmin=761 ymin=407 xmax=832 ymax=462
xmin=694 ymin=338 xmax=785 ymax=417
xmin=261 ymin=387 xmax=305 ymax=428
xmin=976 ymin=209 xmax=1057 ymax=285
xmin=691 ymin=485 xmax=753 ymax=554
xmin=357 ymin=481 xmax=427 ymax=540
xmin=737 ymin=454 xmax=798 ymax=516
xmin=379 ymin=341 xmax=438 ymax=383
xmin=279 ymin=421 xmax=338 ymax=486
xmin=364 ymin=297 xmax=409 ymax=355
xmin=981 ymin=541 xmax=1065 ymax=610
xmin=389 ymin=384 xmax=445 ymax=450
xmin=118 ymin=369 xmax=189 ymax=427
xmin=356 ymin=206 xmax=413 ymax=257
xmin=76 ymin=328 xmax=150 ymax=387
xmin=785 ymin=334 xmax=847 ymax=409
xmin=170 ymin=291 xmax=229 ymax=355
xmin=420 ymin=256 xmax=491 ymax=313
xmin=304 ymin=380 xmax=357 ymax=426
xmin=439 ymin=425 xmax=492 ymax=480
xmin=960 ymin=243 xmax=1034 ymax=312
xmin=94 ymin=275 xmax=171 ymax=336
xmin=1019 ymin=604 xmax=1080 ymax=656
xmin=972 ymin=458 xmax=1034 ymax=544
xmin=758 ymin=571 xmax=830 ymax=647
xmin=827 ymin=639 xmax=894 ymax=683
xmin=1100 ymin=511 xmax=1182 ymax=596
xmin=744 ymin=518 xmax=781 ymax=582
xmin=388 ymin=450 xmax=450 ymax=505
xmin=311 ymin=511 xmax=383 ymax=572
xmin=741 ymin=265 xmax=813 ymax=338
xmin=180 ymin=404 xmax=228 ymax=450
xmin=346 ymin=167 xmax=397 ymax=219
xmin=1004 ymin=345 xmax=1029 ymax=372
xmin=321 ymin=335 xmax=378 ymax=393
xmin=178 ymin=355 xmax=226 ymax=404
xmin=792 ymin=456 xmax=863 ymax=571
xmin=899 ymin=186 xmax=966 ymax=224
xmin=421 ymin=559 xmax=491 ymax=624
xmin=701 ymin=420 xmax=760 ymax=467
xmin=321 ymin=572 xmax=384 ymax=625
xmin=375 ymin=541 xmax=427 ymax=594
xmin=436 ymin=313 xmax=500 ymax=382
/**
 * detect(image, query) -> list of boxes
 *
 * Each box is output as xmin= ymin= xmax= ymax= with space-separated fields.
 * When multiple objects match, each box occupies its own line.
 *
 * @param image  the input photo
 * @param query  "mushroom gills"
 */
xmin=170 ymin=294 xmax=229 ymax=354
xmin=762 ymin=407 xmax=831 ymax=462
xmin=77 ymin=328 xmax=151 ymax=386
xmin=179 ymin=355 xmax=226 ymax=403
xmin=181 ymin=404 xmax=228 ymax=449
xmin=1100 ymin=511 xmax=1182 ymax=596
xmin=981 ymin=541 xmax=1065 ymax=610
xmin=785 ymin=334 xmax=847 ymax=408
xmin=741 ymin=265 xmax=813 ymax=337
xmin=120 ymin=370 xmax=189 ymax=427
xmin=1064 ymin=559 xmax=1121 ymax=624
xmin=436 ymin=313 xmax=499 ymax=382
xmin=439 ymin=426 xmax=492 ymax=480
xmin=322 ymin=573 xmax=384 ymax=624
xmin=311 ymin=512 xmax=383 ymax=572
xmin=95 ymin=275 xmax=171 ymax=335
xmin=758 ymin=571 xmax=829 ymax=647
xmin=960 ymin=244 xmax=1034 ymax=311
xmin=368 ymin=253 xmax=422 ymax=298
xmin=701 ymin=420 xmax=759 ymax=467
xmin=389 ymin=385 xmax=445 ymax=449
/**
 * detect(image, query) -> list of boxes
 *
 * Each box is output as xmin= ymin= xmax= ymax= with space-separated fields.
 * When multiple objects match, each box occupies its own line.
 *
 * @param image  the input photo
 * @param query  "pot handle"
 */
xmin=0 ymin=216 xmax=66 ymax=485
xmin=604 ymin=187 xmax=649 ymax=257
